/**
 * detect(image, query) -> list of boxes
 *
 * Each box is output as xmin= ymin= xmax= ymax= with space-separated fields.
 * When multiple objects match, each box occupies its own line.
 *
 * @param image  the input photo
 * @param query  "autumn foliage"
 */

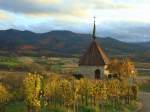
xmin=0 ymin=58 xmax=138 ymax=112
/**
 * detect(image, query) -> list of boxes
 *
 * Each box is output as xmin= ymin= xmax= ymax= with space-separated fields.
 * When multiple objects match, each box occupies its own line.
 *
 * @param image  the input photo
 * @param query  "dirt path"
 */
xmin=140 ymin=92 xmax=150 ymax=112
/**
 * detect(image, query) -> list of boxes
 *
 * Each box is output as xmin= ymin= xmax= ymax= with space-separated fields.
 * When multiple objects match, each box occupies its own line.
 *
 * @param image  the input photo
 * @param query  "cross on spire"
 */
xmin=92 ymin=16 xmax=96 ymax=40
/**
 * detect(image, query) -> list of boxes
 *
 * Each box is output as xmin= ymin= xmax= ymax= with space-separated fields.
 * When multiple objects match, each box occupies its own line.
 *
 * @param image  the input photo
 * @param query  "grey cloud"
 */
xmin=0 ymin=0 xmax=61 ymax=14
xmin=0 ymin=0 xmax=130 ymax=15
xmin=96 ymin=22 xmax=150 ymax=42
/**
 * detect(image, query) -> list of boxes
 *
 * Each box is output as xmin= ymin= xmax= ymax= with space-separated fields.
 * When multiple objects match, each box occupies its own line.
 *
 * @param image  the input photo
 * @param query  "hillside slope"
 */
xmin=0 ymin=29 xmax=149 ymax=61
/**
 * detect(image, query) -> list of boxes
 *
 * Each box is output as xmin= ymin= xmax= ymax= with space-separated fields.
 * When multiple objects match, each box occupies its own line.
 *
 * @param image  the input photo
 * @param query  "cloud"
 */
xmin=0 ymin=0 xmax=132 ymax=16
xmin=0 ymin=10 xmax=10 ymax=20
xmin=0 ymin=0 xmax=149 ymax=22
xmin=0 ymin=0 xmax=59 ymax=14
xmin=96 ymin=22 xmax=150 ymax=42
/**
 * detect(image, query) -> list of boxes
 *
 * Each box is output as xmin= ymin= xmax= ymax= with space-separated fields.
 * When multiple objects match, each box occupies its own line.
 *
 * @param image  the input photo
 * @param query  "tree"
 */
xmin=107 ymin=58 xmax=138 ymax=105
xmin=107 ymin=58 xmax=122 ymax=78
xmin=107 ymin=58 xmax=137 ymax=79
xmin=58 ymin=79 xmax=74 ymax=107
xmin=23 ymin=73 xmax=42 ymax=112
xmin=0 ymin=83 xmax=11 ymax=112
xmin=44 ymin=74 xmax=61 ymax=108
xmin=90 ymin=80 xmax=107 ymax=106
xmin=121 ymin=58 xmax=137 ymax=78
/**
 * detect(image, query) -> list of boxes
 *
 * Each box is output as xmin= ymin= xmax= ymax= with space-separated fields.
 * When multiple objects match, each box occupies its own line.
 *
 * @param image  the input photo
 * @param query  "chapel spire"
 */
xmin=92 ymin=17 xmax=96 ymax=40
xmin=79 ymin=17 xmax=110 ymax=66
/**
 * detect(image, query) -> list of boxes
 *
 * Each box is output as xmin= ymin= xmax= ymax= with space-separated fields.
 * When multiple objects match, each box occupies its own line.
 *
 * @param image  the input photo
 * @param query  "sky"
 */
xmin=0 ymin=0 xmax=150 ymax=42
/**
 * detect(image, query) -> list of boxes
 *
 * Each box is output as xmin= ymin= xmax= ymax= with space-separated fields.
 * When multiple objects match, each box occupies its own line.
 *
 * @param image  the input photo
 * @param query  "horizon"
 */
xmin=1 ymin=28 xmax=150 ymax=43
xmin=0 ymin=0 xmax=150 ymax=42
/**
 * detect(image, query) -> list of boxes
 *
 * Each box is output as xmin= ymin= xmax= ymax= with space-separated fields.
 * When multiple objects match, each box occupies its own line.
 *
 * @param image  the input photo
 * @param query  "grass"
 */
xmin=105 ymin=101 xmax=139 ymax=112
xmin=0 ymin=56 xmax=22 ymax=69
xmin=140 ymin=83 xmax=150 ymax=92
xmin=0 ymin=62 xmax=19 ymax=66
xmin=135 ymin=62 xmax=150 ymax=69
xmin=138 ymin=70 xmax=150 ymax=76
xmin=6 ymin=102 xmax=26 ymax=112
xmin=135 ymin=62 xmax=150 ymax=76
xmin=51 ymin=64 xmax=63 ymax=72
xmin=5 ymin=101 xmax=137 ymax=112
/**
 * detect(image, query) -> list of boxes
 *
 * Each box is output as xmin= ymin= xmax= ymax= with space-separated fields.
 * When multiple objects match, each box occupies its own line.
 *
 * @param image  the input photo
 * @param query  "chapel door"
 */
xmin=95 ymin=69 xmax=101 ymax=79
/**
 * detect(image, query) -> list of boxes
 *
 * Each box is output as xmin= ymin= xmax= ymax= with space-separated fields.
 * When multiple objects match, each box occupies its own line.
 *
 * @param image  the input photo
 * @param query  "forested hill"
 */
xmin=0 ymin=29 xmax=149 ymax=61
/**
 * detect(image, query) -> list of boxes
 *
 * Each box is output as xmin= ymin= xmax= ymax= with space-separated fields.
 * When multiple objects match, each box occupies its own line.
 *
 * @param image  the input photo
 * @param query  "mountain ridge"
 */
xmin=0 ymin=29 xmax=149 ymax=62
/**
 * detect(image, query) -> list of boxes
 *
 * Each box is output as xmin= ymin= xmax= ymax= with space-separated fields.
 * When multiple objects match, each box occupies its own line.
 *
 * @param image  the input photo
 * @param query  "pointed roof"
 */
xmin=79 ymin=40 xmax=109 ymax=66
xmin=79 ymin=18 xmax=110 ymax=66
xmin=92 ymin=16 xmax=96 ymax=40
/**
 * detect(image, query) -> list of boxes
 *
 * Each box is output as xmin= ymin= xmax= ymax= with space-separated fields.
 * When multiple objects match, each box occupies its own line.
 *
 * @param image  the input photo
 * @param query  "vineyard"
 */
xmin=0 ymin=57 xmax=141 ymax=112
xmin=0 ymin=73 xmax=139 ymax=112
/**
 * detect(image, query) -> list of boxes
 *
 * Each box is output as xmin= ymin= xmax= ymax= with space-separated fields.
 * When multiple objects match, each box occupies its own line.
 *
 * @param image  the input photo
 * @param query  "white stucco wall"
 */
xmin=75 ymin=65 xmax=109 ymax=79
